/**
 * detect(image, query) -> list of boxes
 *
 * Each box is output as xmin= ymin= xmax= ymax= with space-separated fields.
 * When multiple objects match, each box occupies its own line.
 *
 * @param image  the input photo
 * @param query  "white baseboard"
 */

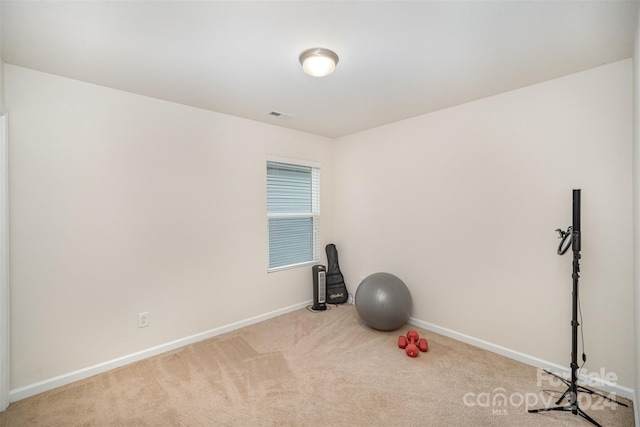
xmin=9 ymin=300 xmax=312 ymax=403
xmin=409 ymin=316 xmax=636 ymax=402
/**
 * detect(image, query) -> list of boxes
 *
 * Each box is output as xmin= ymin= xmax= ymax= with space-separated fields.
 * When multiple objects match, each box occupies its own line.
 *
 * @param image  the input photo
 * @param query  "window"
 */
xmin=267 ymin=159 xmax=320 ymax=271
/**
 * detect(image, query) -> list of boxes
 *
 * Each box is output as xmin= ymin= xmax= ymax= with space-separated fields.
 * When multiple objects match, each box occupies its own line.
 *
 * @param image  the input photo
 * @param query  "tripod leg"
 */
xmin=528 ymin=405 xmax=601 ymax=427
xmin=528 ymin=405 xmax=570 ymax=414
xmin=576 ymin=384 xmax=629 ymax=407
xmin=577 ymin=407 xmax=602 ymax=427
xmin=555 ymin=388 xmax=570 ymax=405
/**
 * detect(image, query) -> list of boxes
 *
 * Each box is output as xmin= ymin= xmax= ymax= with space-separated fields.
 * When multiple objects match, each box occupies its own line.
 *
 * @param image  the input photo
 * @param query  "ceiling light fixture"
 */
xmin=299 ymin=47 xmax=339 ymax=77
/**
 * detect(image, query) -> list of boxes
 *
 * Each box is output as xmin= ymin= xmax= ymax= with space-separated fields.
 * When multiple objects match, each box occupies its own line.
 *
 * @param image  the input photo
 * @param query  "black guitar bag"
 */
xmin=325 ymin=244 xmax=348 ymax=304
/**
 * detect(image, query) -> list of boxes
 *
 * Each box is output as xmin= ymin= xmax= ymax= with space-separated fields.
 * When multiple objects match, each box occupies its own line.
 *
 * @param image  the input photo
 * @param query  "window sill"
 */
xmin=268 ymin=260 xmax=319 ymax=273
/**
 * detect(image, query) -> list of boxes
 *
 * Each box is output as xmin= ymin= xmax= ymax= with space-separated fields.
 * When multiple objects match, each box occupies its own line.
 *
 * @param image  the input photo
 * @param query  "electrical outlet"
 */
xmin=138 ymin=312 xmax=150 ymax=328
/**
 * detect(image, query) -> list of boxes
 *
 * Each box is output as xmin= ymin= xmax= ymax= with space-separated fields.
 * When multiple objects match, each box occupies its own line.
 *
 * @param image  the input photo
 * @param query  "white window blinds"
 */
xmin=267 ymin=161 xmax=320 ymax=270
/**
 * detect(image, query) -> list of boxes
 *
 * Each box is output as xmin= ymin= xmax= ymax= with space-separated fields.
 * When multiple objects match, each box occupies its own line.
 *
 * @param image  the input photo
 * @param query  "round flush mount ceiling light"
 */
xmin=299 ymin=47 xmax=339 ymax=77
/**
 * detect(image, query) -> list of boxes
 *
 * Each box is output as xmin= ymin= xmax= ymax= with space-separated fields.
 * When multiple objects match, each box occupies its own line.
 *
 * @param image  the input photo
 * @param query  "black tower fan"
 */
xmin=312 ymin=265 xmax=327 ymax=311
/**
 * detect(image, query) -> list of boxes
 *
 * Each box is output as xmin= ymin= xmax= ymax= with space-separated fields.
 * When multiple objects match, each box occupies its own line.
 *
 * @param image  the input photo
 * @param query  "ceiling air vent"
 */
xmin=267 ymin=111 xmax=293 ymax=120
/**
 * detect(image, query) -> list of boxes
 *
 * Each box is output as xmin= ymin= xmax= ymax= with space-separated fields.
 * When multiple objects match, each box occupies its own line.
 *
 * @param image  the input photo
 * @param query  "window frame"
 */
xmin=266 ymin=155 xmax=320 ymax=272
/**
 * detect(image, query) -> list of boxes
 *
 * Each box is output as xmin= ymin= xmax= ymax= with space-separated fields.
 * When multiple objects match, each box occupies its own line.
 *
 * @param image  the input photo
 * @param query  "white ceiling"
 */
xmin=1 ymin=1 xmax=638 ymax=138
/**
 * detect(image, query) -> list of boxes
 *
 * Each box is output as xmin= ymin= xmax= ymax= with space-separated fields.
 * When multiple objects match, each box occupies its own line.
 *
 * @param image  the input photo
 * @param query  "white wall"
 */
xmin=4 ymin=64 xmax=335 ymax=390
xmin=334 ymin=60 xmax=635 ymax=389
xmin=633 ymin=7 xmax=640 ymax=424
xmin=0 ymin=2 xmax=4 ymax=112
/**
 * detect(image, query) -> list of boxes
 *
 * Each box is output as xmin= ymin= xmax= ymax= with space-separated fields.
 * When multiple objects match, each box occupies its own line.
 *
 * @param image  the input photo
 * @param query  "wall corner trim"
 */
xmin=1 ymin=114 xmax=9 ymax=412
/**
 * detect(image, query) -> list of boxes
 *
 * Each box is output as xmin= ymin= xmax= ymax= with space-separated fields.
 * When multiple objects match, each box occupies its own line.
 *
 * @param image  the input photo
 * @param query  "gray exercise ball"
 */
xmin=355 ymin=272 xmax=412 ymax=331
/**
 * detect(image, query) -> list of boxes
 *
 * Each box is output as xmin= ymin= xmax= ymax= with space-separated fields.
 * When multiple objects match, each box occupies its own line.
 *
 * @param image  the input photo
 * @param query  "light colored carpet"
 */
xmin=0 ymin=304 xmax=634 ymax=426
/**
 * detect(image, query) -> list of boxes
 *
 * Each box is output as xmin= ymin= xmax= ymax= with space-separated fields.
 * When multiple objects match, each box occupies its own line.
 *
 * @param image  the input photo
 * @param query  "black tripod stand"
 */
xmin=528 ymin=189 xmax=626 ymax=426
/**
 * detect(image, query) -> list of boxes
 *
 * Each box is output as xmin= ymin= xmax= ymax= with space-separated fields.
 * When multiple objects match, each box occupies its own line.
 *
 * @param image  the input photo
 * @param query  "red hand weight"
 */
xmin=397 ymin=330 xmax=429 ymax=357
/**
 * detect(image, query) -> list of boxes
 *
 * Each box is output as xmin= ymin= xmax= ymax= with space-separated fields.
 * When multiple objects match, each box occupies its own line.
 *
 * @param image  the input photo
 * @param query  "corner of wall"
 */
xmin=0 ymin=114 xmax=9 ymax=412
xmin=632 ymin=6 xmax=640 ymax=427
